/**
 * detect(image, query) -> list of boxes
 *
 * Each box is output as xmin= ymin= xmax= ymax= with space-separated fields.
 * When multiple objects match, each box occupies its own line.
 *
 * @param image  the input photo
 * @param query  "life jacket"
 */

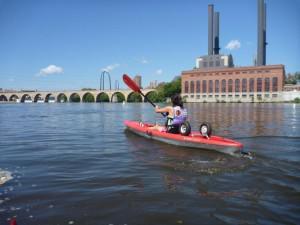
xmin=166 ymin=106 xmax=188 ymax=133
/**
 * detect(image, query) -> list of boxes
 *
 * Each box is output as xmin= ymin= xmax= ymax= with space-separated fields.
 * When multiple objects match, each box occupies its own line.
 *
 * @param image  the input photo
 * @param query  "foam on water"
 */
xmin=0 ymin=170 xmax=13 ymax=185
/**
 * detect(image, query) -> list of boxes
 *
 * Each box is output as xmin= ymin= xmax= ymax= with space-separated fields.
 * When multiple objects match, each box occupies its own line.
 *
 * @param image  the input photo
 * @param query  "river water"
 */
xmin=0 ymin=103 xmax=299 ymax=225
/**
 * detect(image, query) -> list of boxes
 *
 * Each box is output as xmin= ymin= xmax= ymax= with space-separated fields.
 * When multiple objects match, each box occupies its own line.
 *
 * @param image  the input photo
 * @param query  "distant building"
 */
xmin=196 ymin=54 xmax=234 ymax=69
xmin=180 ymin=1 xmax=296 ymax=102
xmin=148 ymin=80 xmax=158 ymax=89
xmin=182 ymin=64 xmax=285 ymax=102
xmin=134 ymin=75 xmax=142 ymax=89
xmin=283 ymin=84 xmax=300 ymax=92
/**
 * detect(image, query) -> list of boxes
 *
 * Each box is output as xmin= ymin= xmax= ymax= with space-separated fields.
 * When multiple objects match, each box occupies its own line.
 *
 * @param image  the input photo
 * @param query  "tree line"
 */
xmin=285 ymin=72 xmax=300 ymax=85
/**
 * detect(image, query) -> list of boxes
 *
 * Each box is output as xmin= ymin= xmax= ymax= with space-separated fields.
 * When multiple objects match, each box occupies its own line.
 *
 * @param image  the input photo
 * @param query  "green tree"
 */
xmin=97 ymin=93 xmax=109 ymax=102
xmin=145 ymin=91 xmax=164 ymax=102
xmin=128 ymin=93 xmax=142 ymax=102
xmin=162 ymin=77 xmax=181 ymax=97
xmin=115 ymin=93 xmax=125 ymax=102
xmin=83 ymin=93 xmax=95 ymax=102
xmin=294 ymin=97 xmax=300 ymax=103
xmin=70 ymin=94 xmax=80 ymax=102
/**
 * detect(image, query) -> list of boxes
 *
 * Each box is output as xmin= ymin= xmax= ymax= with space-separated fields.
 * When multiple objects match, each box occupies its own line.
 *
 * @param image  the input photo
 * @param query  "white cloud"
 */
xmin=101 ymin=63 xmax=120 ymax=72
xmin=225 ymin=40 xmax=241 ymax=50
xmin=156 ymin=69 xmax=163 ymax=75
xmin=37 ymin=65 xmax=63 ymax=77
xmin=141 ymin=58 xmax=149 ymax=64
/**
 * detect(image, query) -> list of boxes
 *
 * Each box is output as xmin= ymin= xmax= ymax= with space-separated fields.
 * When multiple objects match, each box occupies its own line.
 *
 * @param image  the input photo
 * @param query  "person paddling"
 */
xmin=150 ymin=94 xmax=187 ymax=133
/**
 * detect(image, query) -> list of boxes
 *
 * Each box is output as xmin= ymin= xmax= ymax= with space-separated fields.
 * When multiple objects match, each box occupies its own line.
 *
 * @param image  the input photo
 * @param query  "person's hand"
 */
xmin=155 ymin=105 xmax=160 ymax=112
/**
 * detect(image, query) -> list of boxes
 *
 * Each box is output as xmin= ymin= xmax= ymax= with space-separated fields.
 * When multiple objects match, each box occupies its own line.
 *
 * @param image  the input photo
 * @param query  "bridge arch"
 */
xmin=21 ymin=94 xmax=32 ymax=103
xmin=0 ymin=95 xmax=8 ymax=101
xmin=111 ymin=92 xmax=125 ymax=103
xmin=9 ymin=94 xmax=19 ymax=102
xmin=127 ymin=92 xmax=143 ymax=102
xmin=57 ymin=93 xmax=67 ymax=103
xmin=82 ymin=92 xmax=95 ymax=102
xmin=45 ymin=93 xmax=56 ymax=103
xmin=69 ymin=93 xmax=81 ymax=103
xmin=144 ymin=90 xmax=159 ymax=103
xmin=96 ymin=92 xmax=110 ymax=102
xmin=34 ymin=93 xmax=43 ymax=102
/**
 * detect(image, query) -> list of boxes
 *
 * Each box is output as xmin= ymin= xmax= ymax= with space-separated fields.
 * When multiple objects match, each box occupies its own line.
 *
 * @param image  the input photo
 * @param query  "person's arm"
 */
xmin=155 ymin=106 xmax=172 ymax=114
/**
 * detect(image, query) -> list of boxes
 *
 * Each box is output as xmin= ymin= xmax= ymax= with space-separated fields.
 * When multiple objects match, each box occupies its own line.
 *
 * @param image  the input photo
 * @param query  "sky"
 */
xmin=0 ymin=0 xmax=299 ymax=91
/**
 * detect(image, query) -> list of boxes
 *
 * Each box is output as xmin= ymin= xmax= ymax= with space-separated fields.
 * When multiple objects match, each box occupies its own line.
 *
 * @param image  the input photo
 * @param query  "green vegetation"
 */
xmin=97 ymin=93 xmax=109 ymax=102
xmin=285 ymin=72 xmax=300 ymax=84
xmin=293 ymin=97 xmax=300 ymax=103
xmin=113 ymin=93 xmax=125 ymax=102
xmin=81 ymin=88 xmax=96 ymax=91
xmin=145 ymin=91 xmax=161 ymax=103
xmin=82 ymin=93 xmax=95 ymax=102
xmin=149 ymin=76 xmax=181 ymax=102
xmin=57 ymin=95 xmax=67 ymax=103
xmin=128 ymin=93 xmax=142 ymax=102
xmin=70 ymin=94 xmax=80 ymax=102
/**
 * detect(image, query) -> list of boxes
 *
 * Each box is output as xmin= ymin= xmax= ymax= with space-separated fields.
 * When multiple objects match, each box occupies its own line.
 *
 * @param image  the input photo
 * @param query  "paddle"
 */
xmin=122 ymin=74 xmax=166 ymax=117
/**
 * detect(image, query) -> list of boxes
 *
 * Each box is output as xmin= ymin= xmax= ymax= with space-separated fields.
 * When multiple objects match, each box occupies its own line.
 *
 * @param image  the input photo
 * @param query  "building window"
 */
xmin=184 ymin=81 xmax=189 ymax=93
xmin=265 ymin=78 xmax=270 ymax=92
xmin=209 ymin=61 xmax=213 ymax=67
xmin=209 ymin=80 xmax=213 ymax=93
xmin=249 ymin=78 xmax=255 ymax=92
xmin=221 ymin=79 xmax=226 ymax=93
xmin=235 ymin=79 xmax=240 ymax=92
xmin=202 ymin=80 xmax=207 ymax=93
xmin=190 ymin=81 xmax=195 ymax=93
xmin=203 ymin=62 xmax=207 ymax=67
xmin=215 ymin=80 xmax=220 ymax=93
xmin=242 ymin=79 xmax=247 ymax=92
xmin=196 ymin=80 xmax=200 ymax=93
xmin=257 ymin=78 xmax=262 ymax=92
xmin=272 ymin=77 xmax=278 ymax=92
xmin=228 ymin=79 xmax=233 ymax=93
xmin=216 ymin=61 xmax=220 ymax=67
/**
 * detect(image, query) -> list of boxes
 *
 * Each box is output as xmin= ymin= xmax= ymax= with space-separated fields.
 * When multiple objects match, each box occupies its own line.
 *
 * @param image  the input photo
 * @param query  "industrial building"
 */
xmin=182 ymin=0 xmax=287 ymax=103
xmin=134 ymin=75 xmax=142 ymax=89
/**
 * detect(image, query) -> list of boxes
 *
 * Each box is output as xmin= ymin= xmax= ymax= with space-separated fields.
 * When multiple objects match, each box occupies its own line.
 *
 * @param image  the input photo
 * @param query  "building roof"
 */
xmin=182 ymin=64 xmax=285 ymax=75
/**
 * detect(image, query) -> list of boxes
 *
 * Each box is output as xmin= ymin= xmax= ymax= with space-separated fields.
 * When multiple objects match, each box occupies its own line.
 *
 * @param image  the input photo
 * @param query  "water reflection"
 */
xmin=186 ymin=103 xmax=295 ymax=138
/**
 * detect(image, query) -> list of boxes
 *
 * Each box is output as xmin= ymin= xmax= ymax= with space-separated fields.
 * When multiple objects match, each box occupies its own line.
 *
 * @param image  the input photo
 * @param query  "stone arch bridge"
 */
xmin=0 ymin=89 xmax=157 ymax=103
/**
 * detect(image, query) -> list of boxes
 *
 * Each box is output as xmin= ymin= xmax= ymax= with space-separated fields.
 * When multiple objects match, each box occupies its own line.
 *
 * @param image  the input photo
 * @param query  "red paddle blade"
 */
xmin=123 ymin=74 xmax=141 ymax=93
xmin=10 ymin=218 xmax=17 ymax=225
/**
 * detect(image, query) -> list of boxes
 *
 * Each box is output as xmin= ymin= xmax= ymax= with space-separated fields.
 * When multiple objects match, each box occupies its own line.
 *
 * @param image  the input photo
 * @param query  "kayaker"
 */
xmin=150 ymin=94 xmax=187 ymax=133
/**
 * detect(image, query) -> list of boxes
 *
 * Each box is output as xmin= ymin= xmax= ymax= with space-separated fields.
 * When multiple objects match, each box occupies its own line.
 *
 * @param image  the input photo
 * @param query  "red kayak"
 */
xmin=124 ymin=120 xmax=243 ymax=155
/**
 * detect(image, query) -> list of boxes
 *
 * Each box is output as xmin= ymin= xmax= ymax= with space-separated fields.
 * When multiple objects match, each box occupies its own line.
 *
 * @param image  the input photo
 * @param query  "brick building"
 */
xmin=181 ymin=64 xmax=285 ymax=102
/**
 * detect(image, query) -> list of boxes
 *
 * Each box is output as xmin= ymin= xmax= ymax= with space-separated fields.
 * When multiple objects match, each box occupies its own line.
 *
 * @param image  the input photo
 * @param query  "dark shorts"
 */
xmin=166 ymin=125 xmax=180 ymax=134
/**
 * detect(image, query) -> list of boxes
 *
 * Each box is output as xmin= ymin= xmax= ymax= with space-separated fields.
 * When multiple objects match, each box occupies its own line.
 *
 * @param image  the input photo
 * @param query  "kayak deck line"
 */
xmin=124 ymin=120 xmax=243 ymax=155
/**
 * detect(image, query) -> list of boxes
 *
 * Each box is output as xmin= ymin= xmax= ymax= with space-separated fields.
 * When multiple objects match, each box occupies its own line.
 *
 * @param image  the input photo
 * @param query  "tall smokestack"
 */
xmin=257 ymin=0 xmax=267 ymax=66
xmin=213 ymin=12 xmax=220 ymax=55
xmin=208 ymin=4 xmax=214 ymax=55
xmin=263 ymin=2 xmax=267 ymax=65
